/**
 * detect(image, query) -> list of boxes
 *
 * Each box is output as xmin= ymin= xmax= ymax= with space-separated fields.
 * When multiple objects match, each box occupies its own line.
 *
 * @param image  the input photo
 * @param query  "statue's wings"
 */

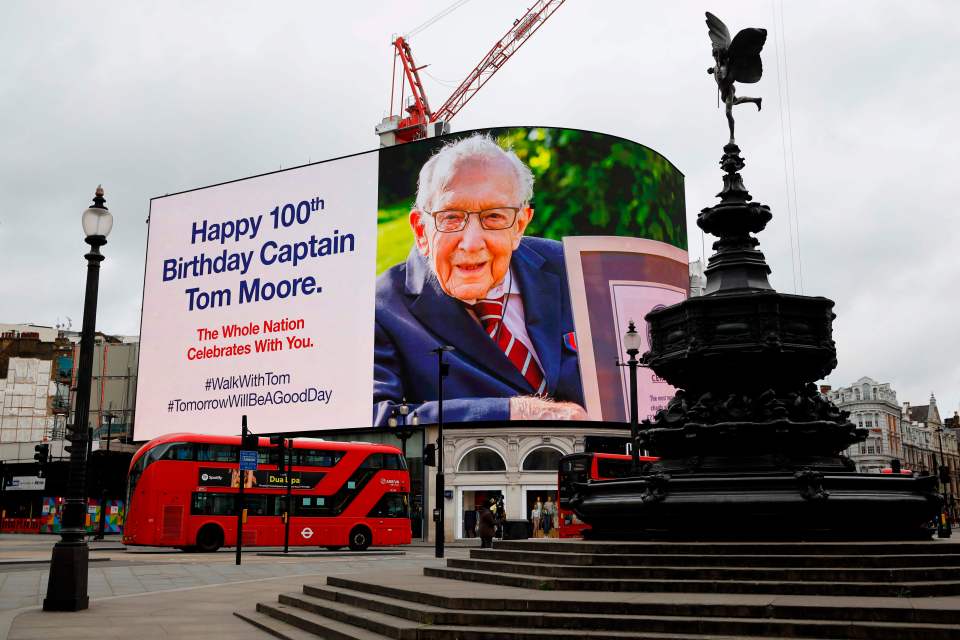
xmin=705 ymin=12 xmax=730 ymax=52
xmin=726 ymin=28 xmax=767 ymax=84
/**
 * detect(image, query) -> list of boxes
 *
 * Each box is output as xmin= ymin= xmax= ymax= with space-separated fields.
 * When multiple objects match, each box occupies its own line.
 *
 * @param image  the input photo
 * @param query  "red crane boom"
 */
xmin=376 ymin=0 xmax=566 ymax=146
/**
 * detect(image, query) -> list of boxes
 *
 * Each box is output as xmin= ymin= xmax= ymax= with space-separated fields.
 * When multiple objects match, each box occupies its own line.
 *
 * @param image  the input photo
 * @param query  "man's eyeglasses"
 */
xmin=426 ymin=207 xmax=520 ymax=233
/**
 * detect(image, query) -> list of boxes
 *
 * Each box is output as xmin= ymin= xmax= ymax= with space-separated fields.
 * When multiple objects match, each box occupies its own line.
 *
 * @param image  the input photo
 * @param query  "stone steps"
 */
xmin=241 ymin=578 xmax=960 ymax=639
xmin=425 ymin=565 xmax=960 ymax=597
xmin=325 ymin=576 xmax=960 ymax=625
xmin=237 ymin=603 xmax=392 ymax=640
xmin=237 ymin=538 xmax=960 ymax=638
xmin=446 ymin=556 xmax=960 ymax=583
xmin=471 ymin=548 xmax=960 ymax=568
xmin=492 ymin=540 xmax=960 ymax=556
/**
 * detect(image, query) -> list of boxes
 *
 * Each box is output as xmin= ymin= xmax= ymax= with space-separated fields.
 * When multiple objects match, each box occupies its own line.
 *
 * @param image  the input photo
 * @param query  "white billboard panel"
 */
xmin=138 ymin=153 xmax=378 ymax=440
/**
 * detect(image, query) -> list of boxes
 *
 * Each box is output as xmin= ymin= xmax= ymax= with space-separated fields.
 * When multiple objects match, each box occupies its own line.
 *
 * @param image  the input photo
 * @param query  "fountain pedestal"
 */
xmin=573 ymin=144 xmax=940 ymax=540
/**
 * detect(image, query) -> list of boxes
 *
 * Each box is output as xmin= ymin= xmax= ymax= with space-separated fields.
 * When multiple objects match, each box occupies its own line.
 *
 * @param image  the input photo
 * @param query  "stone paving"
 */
xmin=3 ymin=532 xmax=959 ymax=638
xmin=0 ymin=533 xmax=463 ymax=639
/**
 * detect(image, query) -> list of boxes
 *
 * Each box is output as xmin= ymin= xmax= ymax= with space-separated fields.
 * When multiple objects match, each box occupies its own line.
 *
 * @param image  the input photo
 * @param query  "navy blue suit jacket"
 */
xmin=373 ymin=237 xmax=584 ymax=426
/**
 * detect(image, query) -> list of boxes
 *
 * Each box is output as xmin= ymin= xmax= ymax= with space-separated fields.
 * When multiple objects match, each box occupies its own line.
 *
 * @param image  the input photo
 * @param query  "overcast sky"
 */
xmin=1 ymin=1 xmax=957 ymax=415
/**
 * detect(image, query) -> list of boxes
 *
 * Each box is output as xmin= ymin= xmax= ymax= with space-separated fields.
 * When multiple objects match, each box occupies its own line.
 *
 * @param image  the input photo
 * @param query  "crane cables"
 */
xmin=405 ymin=0 xmax=474 ymax=39
xmin=771 ymin=0 xmax=804 ymax=295
xmin=390 ymin=0 xmax=473 ymax=116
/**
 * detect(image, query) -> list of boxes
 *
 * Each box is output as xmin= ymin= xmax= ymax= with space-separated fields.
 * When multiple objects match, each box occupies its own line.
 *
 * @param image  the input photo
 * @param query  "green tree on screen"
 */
xmin=498 ymin=128 xmax=686 ymax=248
xmin=375 ymin=127 xmax=687 ymax=274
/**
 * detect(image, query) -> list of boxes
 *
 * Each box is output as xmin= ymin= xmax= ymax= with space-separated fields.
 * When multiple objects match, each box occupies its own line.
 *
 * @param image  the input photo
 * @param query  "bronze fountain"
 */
xmin=570 ymin=13 xmax=941 ymax=540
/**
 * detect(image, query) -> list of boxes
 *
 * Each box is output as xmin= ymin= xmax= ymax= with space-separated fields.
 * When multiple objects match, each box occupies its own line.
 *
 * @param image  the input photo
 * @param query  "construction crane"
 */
xmin=375 ymin=0 xmax=566 ymax=146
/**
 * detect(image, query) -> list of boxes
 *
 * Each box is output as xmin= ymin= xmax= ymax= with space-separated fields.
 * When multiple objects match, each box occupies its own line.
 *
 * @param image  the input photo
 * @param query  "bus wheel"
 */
xmin=325 ymin=546 xmax=343 ymax=551
xmin=348 ymin=526 xmax=371 ymax=552
xmin=196 ymin=524 xmax=224 ymax=553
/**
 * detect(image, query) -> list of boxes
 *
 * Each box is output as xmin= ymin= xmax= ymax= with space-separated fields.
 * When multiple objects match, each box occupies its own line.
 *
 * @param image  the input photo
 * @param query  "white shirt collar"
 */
xmin=463 ymin=268 xmax=521 ymax=305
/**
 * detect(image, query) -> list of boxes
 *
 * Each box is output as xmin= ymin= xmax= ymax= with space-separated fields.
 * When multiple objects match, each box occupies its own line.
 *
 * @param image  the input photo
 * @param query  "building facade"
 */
xmin=901 ymin=394 xmax=958 ymax=518
xmin=1 ymin=324 xmax=139 ymax=518
xmin=75 ymin=336 xmax=139 ymax=447
xmin=0 ymin=326 xmax=73 ymax=463
xmin=689 ymin=259 xmax=706 ymax=297
xmin=421 ymin=422 xmax=630 ymax=541
xmin=825 ymin=377 xmax=903 ymax=473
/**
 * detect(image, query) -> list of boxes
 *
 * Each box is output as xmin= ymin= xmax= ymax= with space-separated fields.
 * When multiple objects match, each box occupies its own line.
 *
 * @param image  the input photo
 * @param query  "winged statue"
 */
xmin=706 ymin=12 xmax=767 ymax=145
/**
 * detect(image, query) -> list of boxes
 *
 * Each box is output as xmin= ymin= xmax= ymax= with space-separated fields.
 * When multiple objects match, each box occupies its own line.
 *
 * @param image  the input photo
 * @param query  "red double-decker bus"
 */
xmin=557 ymin=452 xmax=658 ymax=538
xmin=123 ymin=433 xmax=411 ymax=552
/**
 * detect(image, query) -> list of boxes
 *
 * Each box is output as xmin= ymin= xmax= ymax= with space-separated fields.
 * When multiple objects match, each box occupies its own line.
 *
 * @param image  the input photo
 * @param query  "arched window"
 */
xmin=458 ymin=447 xmax=506 ymax=472
xmin=521 ymin=447 xmax=563 ymax=471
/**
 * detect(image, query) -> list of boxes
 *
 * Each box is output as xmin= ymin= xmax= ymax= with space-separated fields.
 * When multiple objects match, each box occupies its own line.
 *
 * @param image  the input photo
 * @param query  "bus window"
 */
xmin=360 ymin=453 xmax=405 ymax=470
xmin=192 ymin=493 xmax=237 ymax=516
xmin=130 ymin=442 xmax=186 ymax=499
xmin=384 ymin=454 xmax=405 ymax=470
xmin=360 ymin=454 xmax=382 ymax=469
xmin=294 ymin=495 xmax=332 ymax=517
xmin=127 ymin=456 xmax=147 ymax=505
xmin=162 ymin=443 xmax=195 ymax=461
xmin=196 ymin=443 xmax=239 ymax=462
xmin=191 ymin=493 xmax=283 ymax=517
xmin=596 ymin=457 xmax=633 ymax=479
xmin=296 ymin=449 xmax=344 ymax=467
xmin=259 ymin=446 xmax=292 ymax=467
xmin=367 ymin=493 xmax=409 ymax=518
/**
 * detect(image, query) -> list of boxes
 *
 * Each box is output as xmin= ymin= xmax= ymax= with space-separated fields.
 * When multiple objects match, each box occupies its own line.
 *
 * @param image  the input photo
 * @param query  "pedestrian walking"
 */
xmin=542 ymin=495 xmax=556 ymax=537
xmin=478 ymin=506 xmax=496 ymax=548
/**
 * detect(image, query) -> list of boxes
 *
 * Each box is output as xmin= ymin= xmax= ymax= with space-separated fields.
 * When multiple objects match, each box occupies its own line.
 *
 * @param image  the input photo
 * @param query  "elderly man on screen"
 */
xmin=373 ymin=135 xmax=586 ymax=426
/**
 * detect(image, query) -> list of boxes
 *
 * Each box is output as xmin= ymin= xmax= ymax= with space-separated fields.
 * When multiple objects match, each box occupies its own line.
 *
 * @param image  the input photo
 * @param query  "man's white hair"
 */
xmin=415 ymin=134 xmax=534 ymax=212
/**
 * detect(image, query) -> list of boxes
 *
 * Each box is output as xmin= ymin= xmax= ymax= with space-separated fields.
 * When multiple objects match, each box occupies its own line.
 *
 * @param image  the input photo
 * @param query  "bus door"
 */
xmin=369 ymin=492 xmax=409 ymax=545
xmin=237 ymin=494 xmax=269 ymax=547
xmin=291 ymin=495 xmax=342 ymax=546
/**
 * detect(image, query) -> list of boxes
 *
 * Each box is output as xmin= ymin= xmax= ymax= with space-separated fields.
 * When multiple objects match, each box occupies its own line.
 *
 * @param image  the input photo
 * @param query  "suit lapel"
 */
xmin=512 ymin=244 xmax=562 ymax=395
xmin=405 ymin=250 xmax=531 ymax=392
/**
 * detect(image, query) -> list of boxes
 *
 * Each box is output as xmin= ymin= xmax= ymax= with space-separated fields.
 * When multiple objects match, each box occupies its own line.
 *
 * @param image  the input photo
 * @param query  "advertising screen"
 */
xmin=136 ymin=127 xmax=686 ymax=439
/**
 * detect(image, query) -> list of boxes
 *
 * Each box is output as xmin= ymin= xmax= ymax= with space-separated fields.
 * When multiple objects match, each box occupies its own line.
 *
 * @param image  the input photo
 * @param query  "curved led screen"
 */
xmin=136 ymin=127 xmax=687 ymax=439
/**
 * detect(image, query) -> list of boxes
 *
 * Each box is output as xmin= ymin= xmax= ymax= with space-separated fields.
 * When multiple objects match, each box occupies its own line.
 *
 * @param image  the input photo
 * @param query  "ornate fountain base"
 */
xmin=573 ymin=465 xmax=941 ymax=541
xmin=582 ymin=136 xmax=947 ymax=541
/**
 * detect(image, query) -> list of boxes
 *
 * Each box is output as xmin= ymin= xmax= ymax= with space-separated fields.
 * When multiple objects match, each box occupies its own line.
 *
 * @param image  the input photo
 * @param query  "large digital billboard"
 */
xmin=136 ymin=127 xmax=687 ymax=440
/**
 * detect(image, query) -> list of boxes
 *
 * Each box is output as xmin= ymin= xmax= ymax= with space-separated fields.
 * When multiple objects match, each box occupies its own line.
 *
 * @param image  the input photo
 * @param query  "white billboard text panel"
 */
xmin=137 ymin=154 xmax=378 ymax=439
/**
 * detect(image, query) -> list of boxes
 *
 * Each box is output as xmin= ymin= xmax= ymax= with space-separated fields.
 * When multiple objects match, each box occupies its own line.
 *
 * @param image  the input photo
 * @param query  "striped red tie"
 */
xmin=474 ymin=297 xmax=545 ymax=394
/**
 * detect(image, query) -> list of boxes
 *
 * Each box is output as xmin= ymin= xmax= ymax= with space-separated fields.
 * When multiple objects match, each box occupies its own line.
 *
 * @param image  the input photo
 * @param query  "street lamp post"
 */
xmin=387 ymin=399 xmax=418 ymax=460
xmin=432 ymin=346 xmax=453 ymax=559
xmin=616 ymin=320 xmax=644 ymax=474
xmin=284 ymin=437 xmax=292 ymax=553
xmin=935 ymin=426 xmax=952 ymax=538
xmin=388 ymin=399 xmax=419 ymax=537
xmin=44 ymin=186 xmax=113 ymax=612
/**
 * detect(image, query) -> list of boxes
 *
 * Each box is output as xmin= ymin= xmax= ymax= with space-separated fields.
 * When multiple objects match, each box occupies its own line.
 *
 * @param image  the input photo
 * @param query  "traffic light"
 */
xmin=33 ymin=444 xmax=49 ymax=477
xmin=62 ymin=424 xmax=88 ymax=455
xmin=241 ymin=424 xmax=258 ymax=451
xmin=423 ymin=443 xmax=436 ymax=467
xmin=939 ymin=465 xmax=951 ymax=484
xmin=34 ymin=444 xmax=49 ymax=466
xmin=269 ymin=435 xmax=286 ymax=469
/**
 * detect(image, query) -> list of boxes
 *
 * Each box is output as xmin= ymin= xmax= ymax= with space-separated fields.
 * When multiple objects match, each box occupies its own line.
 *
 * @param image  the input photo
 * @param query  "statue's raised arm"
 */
xmin=705 ymin=12 xmax=766 ymax=145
